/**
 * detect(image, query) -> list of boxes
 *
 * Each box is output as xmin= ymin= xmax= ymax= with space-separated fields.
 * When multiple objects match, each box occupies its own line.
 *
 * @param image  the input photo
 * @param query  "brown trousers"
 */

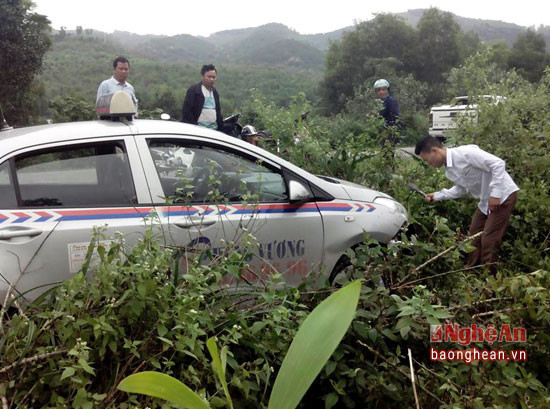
xmin=466 ymin=191 xmax=518 ymax=273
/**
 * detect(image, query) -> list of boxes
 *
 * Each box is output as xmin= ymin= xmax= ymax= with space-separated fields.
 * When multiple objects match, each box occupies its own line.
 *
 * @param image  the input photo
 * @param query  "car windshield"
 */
xmin=451 ymin=97 xmax=469 ymax=106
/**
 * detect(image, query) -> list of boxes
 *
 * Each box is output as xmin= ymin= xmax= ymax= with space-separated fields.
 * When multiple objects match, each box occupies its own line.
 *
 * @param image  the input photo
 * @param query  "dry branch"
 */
xmin=0 ymin=349 xmax=67 ymax=375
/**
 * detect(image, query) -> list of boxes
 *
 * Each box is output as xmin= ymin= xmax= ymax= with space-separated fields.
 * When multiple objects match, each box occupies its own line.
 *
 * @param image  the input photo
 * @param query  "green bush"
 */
xmin=2 ymin=58 xmax=550 ymax=409
xmin=0 ymin=229 xmax=311 ymax=408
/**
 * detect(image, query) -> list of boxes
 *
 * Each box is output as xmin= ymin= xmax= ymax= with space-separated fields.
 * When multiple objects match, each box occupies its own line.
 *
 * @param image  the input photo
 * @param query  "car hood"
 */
xmin=316 ymin=175 xmax=392 ymax=202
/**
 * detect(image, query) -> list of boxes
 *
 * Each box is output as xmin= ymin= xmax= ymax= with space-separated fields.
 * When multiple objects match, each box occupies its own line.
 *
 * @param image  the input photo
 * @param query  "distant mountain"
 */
xmin=206 ymin=23 xmax=301 ymax=47
xmin=136 ymin=34 xmax=217 ymax=61
xmin=244 ymin=38 xmax=325 ymax=68
xmin=395 ymin=9 xmax=530 ymax=47
xmin=121 ymin=22 xmax=325 ymax=70
xmin=50 ymin=10 xmax=550 ymax=72
xmin=110 ymin=30 xmax=166 ymax=47
xmin=302 ymin=28 xmax=352 ymax=51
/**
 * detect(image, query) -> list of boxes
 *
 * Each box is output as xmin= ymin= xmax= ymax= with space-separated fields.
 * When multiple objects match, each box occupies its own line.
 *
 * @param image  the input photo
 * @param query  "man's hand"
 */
xmin=425 ymin=193 xmax=435 ymax=203
xmin=488 ymin=197 xmax=501 ymax=212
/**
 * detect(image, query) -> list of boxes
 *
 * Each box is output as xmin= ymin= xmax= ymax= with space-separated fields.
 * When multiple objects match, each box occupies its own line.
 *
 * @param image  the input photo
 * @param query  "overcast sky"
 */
xmin=33 ymin=0 xmax=550 ymax=37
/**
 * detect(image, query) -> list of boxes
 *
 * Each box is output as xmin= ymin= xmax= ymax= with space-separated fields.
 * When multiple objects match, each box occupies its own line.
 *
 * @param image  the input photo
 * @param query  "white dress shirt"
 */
xmin=434 ymin=145 xmax=519 ymax=215
xmin=96 ymin=76 xmax=138 ymax=112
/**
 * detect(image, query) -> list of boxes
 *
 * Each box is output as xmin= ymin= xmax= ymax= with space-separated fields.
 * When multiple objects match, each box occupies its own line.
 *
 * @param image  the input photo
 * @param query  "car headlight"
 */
xmin=374 ymin=197 xmax=407 ymax=218
xmin=374 ymin=197 xmax=397 ymax=211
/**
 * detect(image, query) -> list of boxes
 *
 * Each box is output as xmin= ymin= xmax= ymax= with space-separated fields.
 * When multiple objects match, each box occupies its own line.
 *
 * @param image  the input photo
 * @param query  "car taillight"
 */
xmin=429 ymin=113 xmax=433 ymax=127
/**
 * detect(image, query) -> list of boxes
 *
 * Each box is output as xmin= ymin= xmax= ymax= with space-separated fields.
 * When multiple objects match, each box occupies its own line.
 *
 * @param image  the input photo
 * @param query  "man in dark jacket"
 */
xmin=374 ymin=78 xmax=399 ymax=127
xmin=181 ymin=64 xmax=223 ymax=130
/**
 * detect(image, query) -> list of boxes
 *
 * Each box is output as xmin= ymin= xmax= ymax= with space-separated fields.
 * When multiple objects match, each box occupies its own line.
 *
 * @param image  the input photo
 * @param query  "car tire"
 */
xmin=328 ymin=242 xmax=388 ymax=288
xmin=328 ymin=254 xmax=353 ymax=286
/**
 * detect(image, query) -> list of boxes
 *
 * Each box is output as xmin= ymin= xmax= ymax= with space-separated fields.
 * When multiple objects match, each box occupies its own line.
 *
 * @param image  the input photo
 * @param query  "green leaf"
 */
xmin=157 ymin=324 xmax=168 ymax=337
xmin=432 ymin=310 xmax=454 ymax=319
xmin=137 ymin=283 xmax=147 ymax=297
xmin=250 ymin=321 xmax=267 ymax=334
xmin=325 ymin=392 xmax=339 ymax=409
xmin=207 ymin=338 xmax=233 ymax=409
xmin=60 ymin=367 xmax=75 ymax=380
xmin=78 ymin=358 xmax=95 ymax=375
xmin=118 ymin=371 xmax=211 ymax=409
xmin=210 ymin=396 xmax=227 ymax=407
xmin=353 ymin=321 xmax=369 ymax=339
xmin=367 ymin=328 xmax=378 ymax=343
xmin=158 ymin=336 xmax=174 ymax=347
xmin=268 ymin=280 xmax=362 ymax=409
xmin=381 ymin=328 xmax=399 ymax=341
xmin=92 ymin=393 xmax=107 ymax=401
xmin=395 ymin=317 xmax=412 ymax=331
xmin=396 ymin=306 xmax=415 ymax=317
xmin=325 ymin=360 xmax=337 ymax=376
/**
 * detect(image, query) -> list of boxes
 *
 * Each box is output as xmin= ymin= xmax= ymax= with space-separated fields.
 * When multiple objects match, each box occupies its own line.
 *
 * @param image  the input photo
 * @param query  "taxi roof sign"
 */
xmin=96 ymin=90 xmax=136 ymax=120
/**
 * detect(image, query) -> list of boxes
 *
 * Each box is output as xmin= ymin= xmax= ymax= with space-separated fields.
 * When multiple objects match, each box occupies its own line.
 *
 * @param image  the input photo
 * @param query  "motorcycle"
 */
xmin=222 ymin=112 xmax=244 ymax=139
xmin=222 ymin=113 xmax=273 ymax=147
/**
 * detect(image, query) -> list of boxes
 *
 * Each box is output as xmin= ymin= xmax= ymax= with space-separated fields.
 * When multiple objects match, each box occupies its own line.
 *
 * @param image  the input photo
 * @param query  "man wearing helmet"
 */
xmin=241 ymin=125 xmax=260 ymax=146
xmin=374 ymin=79 xmax=400 ymax=127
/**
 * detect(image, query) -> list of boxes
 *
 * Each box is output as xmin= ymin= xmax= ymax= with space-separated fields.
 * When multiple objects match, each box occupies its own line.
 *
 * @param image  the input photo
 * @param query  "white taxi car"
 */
xmin=0 ymin=101 xmax=407 ymax=305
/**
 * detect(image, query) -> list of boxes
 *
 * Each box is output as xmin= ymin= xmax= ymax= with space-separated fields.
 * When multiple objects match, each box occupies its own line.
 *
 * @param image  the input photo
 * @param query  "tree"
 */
xmin=152 ymin=89 xmax=179 ymax=119
xmin=458 ymin=30 xmax=482 ymax=61
xmin=508 ymin=29 xmax=548 ymax=83
xmin=0 ymin=0 xmax=51 ymax=125
xmin=321 ymin=14 xmax=417 ymax=113
xmin=487 ymin=41 xmax=512 ymax=71
xmin=414 ymin=8 xmax=462 ymax=103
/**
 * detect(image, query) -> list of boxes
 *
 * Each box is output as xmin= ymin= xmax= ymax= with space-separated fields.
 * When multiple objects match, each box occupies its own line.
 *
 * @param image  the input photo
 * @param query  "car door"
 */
xmin=135 ymin=134 xmax=325 ymax=286
xmin=0 ymin=136 xmax=152 ymax=304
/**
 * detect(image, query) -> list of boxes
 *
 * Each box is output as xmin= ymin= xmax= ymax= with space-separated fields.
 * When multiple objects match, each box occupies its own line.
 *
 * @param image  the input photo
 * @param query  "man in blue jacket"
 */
xmin=181 ymin=64 xmax=223 ymax=130
xmin=374 ymin=79 xmax=400 ymax=127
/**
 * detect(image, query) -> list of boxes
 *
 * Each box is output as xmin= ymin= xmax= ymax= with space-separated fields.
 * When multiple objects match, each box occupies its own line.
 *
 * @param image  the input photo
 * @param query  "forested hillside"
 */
xmin=39 ymin=35 xmax=322 ymax=120
xmin=35 ymin=7 xmax=550 ymax=125
xmin=54 ymin=9 xmax=550 ymax=67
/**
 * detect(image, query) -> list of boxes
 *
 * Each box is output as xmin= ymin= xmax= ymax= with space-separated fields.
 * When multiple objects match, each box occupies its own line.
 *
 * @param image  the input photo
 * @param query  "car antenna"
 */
xmin=0 ymin=106 xmax=13 ymax=132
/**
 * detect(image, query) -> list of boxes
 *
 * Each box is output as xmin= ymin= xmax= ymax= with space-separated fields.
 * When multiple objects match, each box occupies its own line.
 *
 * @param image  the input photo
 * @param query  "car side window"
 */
xmin=148 ymin=140 xmax=288 ymax=204
xmin=7 ymin=141 xmax=137 ymax=208
xmin=0 ymin=161 xmax=17 ymax=208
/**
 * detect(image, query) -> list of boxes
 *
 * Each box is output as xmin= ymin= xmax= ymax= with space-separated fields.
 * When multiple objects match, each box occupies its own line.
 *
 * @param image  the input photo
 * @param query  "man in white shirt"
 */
xmin=415 ymin=136 xmax=519 ymax=273
xmin=96 ymin=56 xmax=138 ymax=113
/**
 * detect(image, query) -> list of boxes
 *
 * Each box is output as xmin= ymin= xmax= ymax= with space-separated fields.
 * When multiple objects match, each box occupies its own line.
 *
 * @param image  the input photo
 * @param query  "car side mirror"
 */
xmin=289 ymin=180 xmax=312 ymax=203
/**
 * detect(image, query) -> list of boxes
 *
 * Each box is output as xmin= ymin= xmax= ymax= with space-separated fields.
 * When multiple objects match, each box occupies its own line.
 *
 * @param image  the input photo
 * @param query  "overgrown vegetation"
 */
xmin=2 ymin=5 xmax=550 ymax=408
xmin=2 ymin=54 xmax=550 ymax=408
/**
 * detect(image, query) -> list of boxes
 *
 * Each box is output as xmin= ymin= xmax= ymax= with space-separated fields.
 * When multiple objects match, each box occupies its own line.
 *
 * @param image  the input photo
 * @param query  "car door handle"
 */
xmin=0 ymin=228 xmax=43 ymax=240
xmin=174 ymin=217 xmax=217 ymax=229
